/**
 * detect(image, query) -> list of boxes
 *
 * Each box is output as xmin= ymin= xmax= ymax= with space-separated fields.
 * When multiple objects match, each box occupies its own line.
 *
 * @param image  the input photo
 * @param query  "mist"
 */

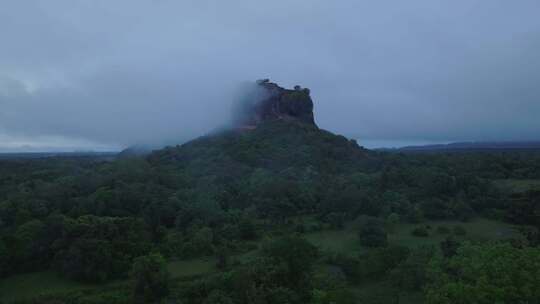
xmin=1 ymin=0 xmax=540 ymax=151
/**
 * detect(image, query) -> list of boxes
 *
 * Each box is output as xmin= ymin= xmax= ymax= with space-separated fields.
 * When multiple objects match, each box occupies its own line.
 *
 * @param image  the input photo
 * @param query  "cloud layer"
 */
xmin=1 ymin=0 xmax=540 ymax=150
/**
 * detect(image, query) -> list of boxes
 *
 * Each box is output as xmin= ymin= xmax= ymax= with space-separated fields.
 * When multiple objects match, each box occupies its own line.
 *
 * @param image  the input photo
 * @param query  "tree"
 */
xmin=131 ymin=253 xmax=170 ymax=304
xmin=439 ymin=236 xmax=460 ymax=258
xmin=426 ymin=243 xmax=540 ymax=304
xmin=261 ymin=235 xmax=319 ymax=288
xmin=53 ymin=215 xmax=151 ymax=282
xmin=390 ymin=246 xmax=435 ymax=303
xmin=359 ymin=219 xmax=387 ymax=247
xmin=231 ymin=235 xmax=320 ymax=303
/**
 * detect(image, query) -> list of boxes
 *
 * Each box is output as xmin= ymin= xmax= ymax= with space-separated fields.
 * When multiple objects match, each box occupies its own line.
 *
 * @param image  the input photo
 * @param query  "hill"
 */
xmin=386 ymin=141 xmax=540 ymax=153
xmin=149 ymin=120 xmax=376 ymax=177
xmin=149 ymin=80 xmax=379 ymax=179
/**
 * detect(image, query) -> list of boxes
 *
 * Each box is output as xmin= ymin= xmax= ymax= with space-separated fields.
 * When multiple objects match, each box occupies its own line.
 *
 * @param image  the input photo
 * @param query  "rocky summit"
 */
xmin=238 ymin=79 xmax=316 ymax=128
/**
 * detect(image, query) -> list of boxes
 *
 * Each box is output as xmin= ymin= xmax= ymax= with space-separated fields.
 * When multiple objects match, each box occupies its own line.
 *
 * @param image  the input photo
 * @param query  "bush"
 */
xmin=411 ymin=226 xmax=429 ymax=237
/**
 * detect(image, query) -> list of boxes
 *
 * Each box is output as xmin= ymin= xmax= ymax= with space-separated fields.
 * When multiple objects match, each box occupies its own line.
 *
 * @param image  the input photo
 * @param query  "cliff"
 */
xmin=236 ymin=79 xmax=316 ymax=128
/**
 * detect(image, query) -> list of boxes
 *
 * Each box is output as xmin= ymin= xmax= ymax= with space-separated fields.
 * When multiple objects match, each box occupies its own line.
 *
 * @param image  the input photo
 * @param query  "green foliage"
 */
xmin=2 ymin=121 xmax=540 ymax=303
xmin=390 ymin=246 xmax=435 ymax=291
xmin=131 ymin=253 xmax=170 ymax=304
xmin=261 ymin=235 xmax=319 ymax=287
xmin=53 ymin=215 xmax=151 ymax=282
xmin=426 ymin=243 xmax=540 ymax=304
xmin=222 ymin=235 xmax=319 ymax=303
xmin=180 ymin=227 xmax=215 ymax=258
xmin=440 ymin=236 xmax=460 ymax=258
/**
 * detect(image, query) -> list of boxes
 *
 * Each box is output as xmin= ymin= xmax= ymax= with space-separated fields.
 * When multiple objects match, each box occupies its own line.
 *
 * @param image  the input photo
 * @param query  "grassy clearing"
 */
xmin=305 ymin=218 xmax=520 ymax=255
xmin=305 ymin=228 xmax=362 ymax=254
xmin=389 ymin=218 xmax=520 ymax=248
xmin=0 ymin=271 xmax=96 ymax=302
xmin=349 ymin=281 xmax=424 ymax=304
xmin=168 ymin=257 xmax=216 ymax=279
xmin=0 ymin=258 xmax=218 ymax=302
xmin=494 ymin=179 xmax=540 ymax=193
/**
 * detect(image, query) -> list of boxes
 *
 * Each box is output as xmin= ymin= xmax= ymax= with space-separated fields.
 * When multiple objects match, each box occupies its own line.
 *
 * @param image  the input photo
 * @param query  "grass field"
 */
xmin=350 ymin=281 xmax=424 ymax=304
xmin=0 ymin=257 xmax=218 ymax=302
xmin=168 ymin=257 xmax=216 ymax=279
xmin=305 ymin=228 xmax=362 ymax=253
xmin=0 ymin=271 xmax=96 ymax=302
xmin=305 ymin=217 xmax=520 ymax=255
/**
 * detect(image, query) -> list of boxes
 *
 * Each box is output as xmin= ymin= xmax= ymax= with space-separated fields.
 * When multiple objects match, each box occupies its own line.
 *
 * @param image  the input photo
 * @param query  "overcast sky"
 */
xmin=1 ymin=0 xmax=540 ymax=151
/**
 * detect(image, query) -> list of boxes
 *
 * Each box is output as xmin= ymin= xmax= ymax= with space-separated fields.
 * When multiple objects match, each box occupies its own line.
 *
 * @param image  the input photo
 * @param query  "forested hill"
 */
xmin=148 ymin=120 xmax=378 ymax=177
xmin=147 ymin=80 xmax=382 ymax=181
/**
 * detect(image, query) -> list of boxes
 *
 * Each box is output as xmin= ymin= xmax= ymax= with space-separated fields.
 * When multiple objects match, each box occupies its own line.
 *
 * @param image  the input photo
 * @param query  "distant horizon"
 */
xmin=3 ymin=138 xmax=540 ymax=153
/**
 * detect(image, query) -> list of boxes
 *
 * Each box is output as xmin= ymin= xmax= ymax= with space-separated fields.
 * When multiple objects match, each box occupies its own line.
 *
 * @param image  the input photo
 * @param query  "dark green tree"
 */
xmin=426 ymin=243 xmax=540 ymax=304
xmin=131 ymin=253 xmax=170 ymax=304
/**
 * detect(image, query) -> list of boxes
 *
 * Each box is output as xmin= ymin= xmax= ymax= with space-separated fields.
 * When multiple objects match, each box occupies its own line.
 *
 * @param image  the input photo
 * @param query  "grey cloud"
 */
xmin=1 ymin=0 xmax=539 ymax=150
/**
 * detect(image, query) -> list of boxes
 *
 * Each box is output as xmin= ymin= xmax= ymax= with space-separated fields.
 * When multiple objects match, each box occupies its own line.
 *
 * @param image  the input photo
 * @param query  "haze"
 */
xmin=1 ymin=0 xmax=540 ymax=151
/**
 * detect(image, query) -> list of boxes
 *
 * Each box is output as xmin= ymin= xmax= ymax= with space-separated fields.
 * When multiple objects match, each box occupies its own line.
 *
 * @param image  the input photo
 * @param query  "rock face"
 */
xmin=238 ymin=79 xmax=316 ymax=128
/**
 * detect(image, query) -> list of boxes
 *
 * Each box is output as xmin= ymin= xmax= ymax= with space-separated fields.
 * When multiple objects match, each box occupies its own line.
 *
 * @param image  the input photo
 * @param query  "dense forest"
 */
xmin=1 ymin=121 xmax=540 ymax=303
